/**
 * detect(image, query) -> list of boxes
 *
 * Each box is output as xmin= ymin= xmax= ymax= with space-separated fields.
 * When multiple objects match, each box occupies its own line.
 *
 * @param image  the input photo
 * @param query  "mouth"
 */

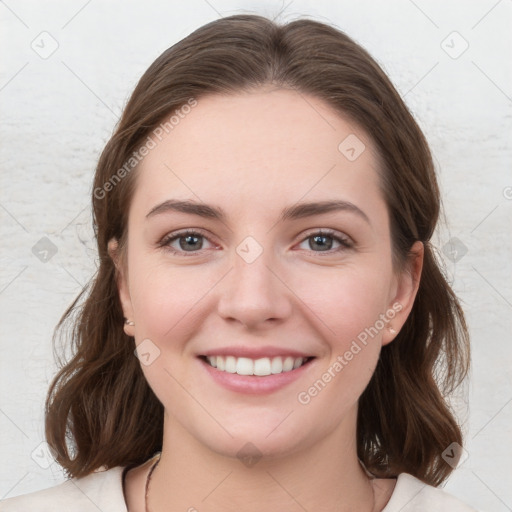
xmin=198 ymin=355 xmax=315 ymax=376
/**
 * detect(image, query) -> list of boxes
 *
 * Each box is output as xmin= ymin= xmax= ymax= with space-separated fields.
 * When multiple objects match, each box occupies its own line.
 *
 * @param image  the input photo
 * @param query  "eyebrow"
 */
xmin=146 ymin=199 xmax=370 ymax=225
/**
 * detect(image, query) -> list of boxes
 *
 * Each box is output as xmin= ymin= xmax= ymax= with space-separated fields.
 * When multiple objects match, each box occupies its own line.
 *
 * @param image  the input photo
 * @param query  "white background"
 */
xmin=0 ymin=1 xmax=511 ymax=510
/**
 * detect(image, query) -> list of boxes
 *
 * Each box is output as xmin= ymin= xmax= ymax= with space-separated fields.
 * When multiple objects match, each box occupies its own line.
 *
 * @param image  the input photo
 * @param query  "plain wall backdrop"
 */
xmin=0 ymin=1 xmax=511 ymax=510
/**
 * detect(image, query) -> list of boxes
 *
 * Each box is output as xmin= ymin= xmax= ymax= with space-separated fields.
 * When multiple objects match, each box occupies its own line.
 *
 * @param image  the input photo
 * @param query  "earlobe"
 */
xmin=108 ymin=238 xmax=135 ymax=337
xmin=382 ymin=241 xmax=424 ymax=346
xmin=123 ymin=319 xmax=135 ymax=337
xmin=108 ymin=238 xmax=120 ymax=268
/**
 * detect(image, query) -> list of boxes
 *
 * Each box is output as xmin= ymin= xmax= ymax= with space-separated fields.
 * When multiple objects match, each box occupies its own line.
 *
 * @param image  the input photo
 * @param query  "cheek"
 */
xmin=295 ymin=267 xmax=392 ymax=396
xmin=300 ymin=266 xmax=392 ymax=343
xmin=127 ymin=259 xmax=217 ymax=410
xmin=128 ymin=254 xmax=217 ymax=346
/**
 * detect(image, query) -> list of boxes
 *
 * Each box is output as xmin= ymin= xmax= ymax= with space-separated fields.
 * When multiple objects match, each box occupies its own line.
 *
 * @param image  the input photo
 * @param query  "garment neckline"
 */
xmin=118 ymin=461 xmax=402 ymax=512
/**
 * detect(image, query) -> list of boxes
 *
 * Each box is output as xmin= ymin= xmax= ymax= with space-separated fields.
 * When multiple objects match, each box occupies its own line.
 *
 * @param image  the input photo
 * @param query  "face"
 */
xmin=112 ymin=88 xmax=421 ymax=460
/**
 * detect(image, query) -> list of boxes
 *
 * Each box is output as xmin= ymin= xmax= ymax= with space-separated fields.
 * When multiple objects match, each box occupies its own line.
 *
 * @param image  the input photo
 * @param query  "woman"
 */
xmin=0 ymin=14 xmax=476 ymax=512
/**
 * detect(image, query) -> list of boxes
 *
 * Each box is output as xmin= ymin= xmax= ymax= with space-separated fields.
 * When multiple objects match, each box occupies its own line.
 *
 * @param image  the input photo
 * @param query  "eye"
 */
xmin=159 ymin=229 xmax=217 ymax=256
xmin=297 ymin=229 xmax=353 ymax=254
xmin=159 ymin=228 xmax=353 ymax=257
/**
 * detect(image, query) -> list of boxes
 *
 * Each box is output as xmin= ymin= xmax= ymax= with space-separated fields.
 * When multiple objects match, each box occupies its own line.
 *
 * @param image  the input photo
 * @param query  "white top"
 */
xmin=0 ymin=467 xmax=478 ymax=511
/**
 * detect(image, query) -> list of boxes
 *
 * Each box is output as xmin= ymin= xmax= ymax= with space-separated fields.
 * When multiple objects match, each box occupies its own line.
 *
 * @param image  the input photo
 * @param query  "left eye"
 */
xmin=297 ymin=231 xmax=352 ymax=253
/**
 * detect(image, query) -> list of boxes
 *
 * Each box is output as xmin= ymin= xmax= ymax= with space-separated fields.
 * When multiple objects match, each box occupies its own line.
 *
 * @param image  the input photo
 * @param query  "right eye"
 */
xmin=159 ymin=229 xmax=218 ymax=256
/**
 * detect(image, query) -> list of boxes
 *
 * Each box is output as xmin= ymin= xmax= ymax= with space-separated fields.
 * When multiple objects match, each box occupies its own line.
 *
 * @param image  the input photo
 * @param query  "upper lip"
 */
xmin=199 ymin=346 xmax=314 ymax=359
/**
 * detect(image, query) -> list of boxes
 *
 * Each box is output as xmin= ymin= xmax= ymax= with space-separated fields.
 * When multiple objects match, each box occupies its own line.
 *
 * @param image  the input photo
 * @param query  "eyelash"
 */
xmin=158 ymin=228 xmax=354 ymax=257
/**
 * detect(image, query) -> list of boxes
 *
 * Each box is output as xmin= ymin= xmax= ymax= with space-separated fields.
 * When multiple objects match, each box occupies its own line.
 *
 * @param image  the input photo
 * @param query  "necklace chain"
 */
xmin=144 ymin=453 xmax=161 ymax=512
xmin=144 ymin=453 xmax=375 ymax=512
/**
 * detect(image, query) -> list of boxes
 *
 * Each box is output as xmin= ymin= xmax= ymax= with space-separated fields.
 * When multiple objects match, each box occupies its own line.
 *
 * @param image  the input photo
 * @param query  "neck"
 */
xmin=147 ymin=407 xmax=377 ymax=512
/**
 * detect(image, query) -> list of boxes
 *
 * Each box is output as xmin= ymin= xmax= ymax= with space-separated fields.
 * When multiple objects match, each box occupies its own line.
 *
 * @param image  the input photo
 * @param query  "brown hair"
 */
xmin=45 ymin=14 xmax=470 ymax=486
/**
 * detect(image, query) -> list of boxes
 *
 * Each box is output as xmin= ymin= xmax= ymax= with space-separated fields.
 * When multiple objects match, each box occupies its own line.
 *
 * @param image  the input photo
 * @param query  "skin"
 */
xmin=111 ymin=87 xmax=423 ymax=512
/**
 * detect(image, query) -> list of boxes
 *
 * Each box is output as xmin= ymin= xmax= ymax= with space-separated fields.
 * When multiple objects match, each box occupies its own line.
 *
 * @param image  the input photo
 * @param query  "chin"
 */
xmin=191 ymin=414 xmax=318 ymax=464
xmin=207 ymin=434 xmax=302 ymax=464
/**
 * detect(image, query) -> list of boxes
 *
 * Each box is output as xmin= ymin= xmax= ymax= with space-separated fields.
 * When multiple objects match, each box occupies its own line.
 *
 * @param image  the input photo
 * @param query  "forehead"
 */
xmin=132 ymin=88 xmax=383 ymax=218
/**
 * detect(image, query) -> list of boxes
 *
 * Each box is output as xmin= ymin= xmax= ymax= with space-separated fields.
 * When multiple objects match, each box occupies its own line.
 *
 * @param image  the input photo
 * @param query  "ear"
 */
xmin=381 ymin=241 xmax=424 ymax=346
xmin=108 ymin=238 xmax=135 ymax=337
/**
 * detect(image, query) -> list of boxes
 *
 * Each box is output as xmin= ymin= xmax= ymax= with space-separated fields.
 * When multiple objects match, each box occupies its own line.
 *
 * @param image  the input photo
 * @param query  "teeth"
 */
xmin=293 ymin=357 xmax=303 ymax=369
xmin=283 ymin=356 xmax=295 ymax=372
xmin=271 ymin=357 xmax=283 ymax=374
xmin=225 ymin=356 xmax=237 ymax=373
xmin=254 ymin=358 xmax=271 ymax=376
xmin=204 ymin=355 xmax=308 ymax=376
xmin=236 ymin=357 xmax=253 ymax=375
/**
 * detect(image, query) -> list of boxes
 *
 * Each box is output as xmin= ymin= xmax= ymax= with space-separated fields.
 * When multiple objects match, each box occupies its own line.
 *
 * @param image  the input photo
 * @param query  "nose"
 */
xmin=216 ymin=245 xmax=293 ymax=330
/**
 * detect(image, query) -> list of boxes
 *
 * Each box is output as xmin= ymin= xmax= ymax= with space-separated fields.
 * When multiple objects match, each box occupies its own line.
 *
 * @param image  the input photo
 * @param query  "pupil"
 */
xmin=311 ymin=235 xmax=332 ymax=251
xmin=180 ymin=235 xmax=202 ymax=251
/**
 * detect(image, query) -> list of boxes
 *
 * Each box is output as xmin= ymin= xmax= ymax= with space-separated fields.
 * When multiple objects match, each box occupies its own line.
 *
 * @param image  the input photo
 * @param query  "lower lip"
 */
xmin=198 ymin=357 xmax=315 ymax=395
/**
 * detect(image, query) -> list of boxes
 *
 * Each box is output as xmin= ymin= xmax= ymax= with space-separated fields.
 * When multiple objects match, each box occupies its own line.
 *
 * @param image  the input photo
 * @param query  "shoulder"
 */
xmin=0 ymin=466 xmax=127 ymax=512
xmin=383 ymin=473 xmax=479 ymax=511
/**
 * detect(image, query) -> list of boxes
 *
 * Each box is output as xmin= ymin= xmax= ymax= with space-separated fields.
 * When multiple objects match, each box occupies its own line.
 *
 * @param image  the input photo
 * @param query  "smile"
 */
xmin=200 ymin=355 xmax=313 ymax=376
